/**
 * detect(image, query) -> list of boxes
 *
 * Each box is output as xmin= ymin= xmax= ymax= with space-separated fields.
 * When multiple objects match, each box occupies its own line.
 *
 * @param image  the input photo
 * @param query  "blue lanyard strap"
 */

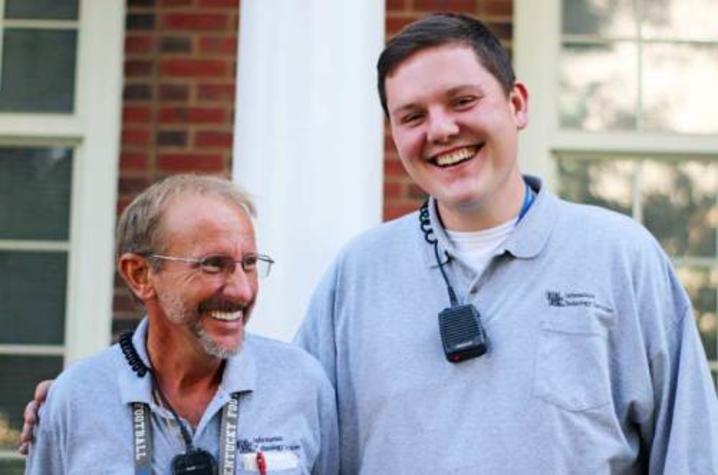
xmin=517 ymin=181 xmax=535 ymax=222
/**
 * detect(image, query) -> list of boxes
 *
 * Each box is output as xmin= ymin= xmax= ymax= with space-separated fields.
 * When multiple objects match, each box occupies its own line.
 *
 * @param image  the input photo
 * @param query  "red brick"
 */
xmin=384 ymin=159 xmax=408 ymax=177
xmin=160 ymin=58 xmax=228 ymax=77
xmin=125 ymin=35 xmax=154 ymax=54
xmin=123 ymin=105 xmax=153 ymax=123
xmin=160 ymin=0 xmax=194 ymax=5
xmin=159 ymin=106 xmax=226 ymax=123
xmin=413 ymin=0 xmax=478 ymax=13
xmin=162 ymin=13 xmax=228 ymax=31
xmin=197 ymin=83 xmax=235 ymax=101
xmin=159 ymin=36 xmax=192 ymax=53
xmin=158 ymin=153 xmax=225 ymax=171
xmin=120 ymin=152 xmax=148 ymax=170
xmin=199 ymin=36 xmax=237 ymax=55
xmin=119 ymin=176 xmax=151 ymax=194
xmin=384 ymin=182 xmax=403 ymax=199
xmin=125 ymin=59 xmax=154 ymax=77
xmin=124 ymin=84 xmax=153 ymax=101
xmin=199 ymin=0 xmax=238 ymax=7
xmin=159 ymin=83 xmax=190 ymax=101
xmin=486 ymin=21 xmax=512 ymax=40
xmin=122 ymin=129 xmax=152 ymax=146
xmin=195 ymin=131 xmax=233 ymax=147
xmin=157 ymin=130 xmax=188 ymax=146
xmin=386 ymin=0 xmax=406 ymax=9
xmin=487 ymin=0 xmax=512 ymax=16
xmin=113 ymin=292 xmax=138 ymax=313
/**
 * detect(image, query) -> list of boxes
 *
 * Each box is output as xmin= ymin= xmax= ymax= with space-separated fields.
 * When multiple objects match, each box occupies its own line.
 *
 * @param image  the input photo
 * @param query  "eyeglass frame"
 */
xmin=145 ymin=252 xmax=275 ymax=279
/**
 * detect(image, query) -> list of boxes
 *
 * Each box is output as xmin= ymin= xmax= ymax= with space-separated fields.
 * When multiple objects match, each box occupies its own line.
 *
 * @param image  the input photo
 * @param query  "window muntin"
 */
xmin=559 ymin=0 xmax=718 ymax=134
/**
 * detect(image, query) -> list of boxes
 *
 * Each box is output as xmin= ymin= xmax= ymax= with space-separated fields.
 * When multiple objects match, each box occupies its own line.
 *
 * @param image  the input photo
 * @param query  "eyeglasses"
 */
xmin=148 ymin=253 xmax=275 ymax=279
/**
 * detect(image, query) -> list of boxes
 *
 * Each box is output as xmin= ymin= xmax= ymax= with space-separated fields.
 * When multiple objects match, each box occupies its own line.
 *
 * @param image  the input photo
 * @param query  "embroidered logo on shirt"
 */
xmin=546 ymin=291 xmax=613 ymax=313
xmin=237 ymin=435 xmax=301 ymax=454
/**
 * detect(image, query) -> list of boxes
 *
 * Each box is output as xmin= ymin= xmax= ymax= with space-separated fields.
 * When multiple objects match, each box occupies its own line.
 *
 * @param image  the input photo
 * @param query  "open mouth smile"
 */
xmin=208 ymin=310 xmax=243 ymax=322
xmin=429 ymin=145 xmax=482 ymax=168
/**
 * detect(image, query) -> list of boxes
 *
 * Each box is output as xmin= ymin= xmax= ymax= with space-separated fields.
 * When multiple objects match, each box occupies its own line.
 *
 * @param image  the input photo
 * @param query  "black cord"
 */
xmin=119 ymin=330 xmax=195 ymax=452
xmin=119 ymin=331 xmax=149 ymax=377
xmin=419 ymin=200 xmax=458 ymax=307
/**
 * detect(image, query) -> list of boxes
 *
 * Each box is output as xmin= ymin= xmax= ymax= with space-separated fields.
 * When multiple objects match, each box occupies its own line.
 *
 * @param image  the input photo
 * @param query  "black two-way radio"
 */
xmin=419 ymin=202 xmax=488 ymax=363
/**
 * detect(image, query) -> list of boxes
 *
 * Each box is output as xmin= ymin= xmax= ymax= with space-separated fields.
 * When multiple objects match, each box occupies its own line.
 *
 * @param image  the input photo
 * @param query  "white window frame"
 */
xmin=514 ymin=0 xmax=718 ymax=382
xmin=0 ymin=0 xmax=124 ymax=365
xmin=514 ymin=0 xmax=718 ymax=186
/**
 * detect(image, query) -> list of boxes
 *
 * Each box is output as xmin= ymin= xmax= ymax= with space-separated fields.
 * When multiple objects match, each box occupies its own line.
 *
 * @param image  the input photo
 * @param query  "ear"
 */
xmin=118 ymin=253 xmax=156 ymax=302
xmin=510 ymin=81 xmax=529 ymax=130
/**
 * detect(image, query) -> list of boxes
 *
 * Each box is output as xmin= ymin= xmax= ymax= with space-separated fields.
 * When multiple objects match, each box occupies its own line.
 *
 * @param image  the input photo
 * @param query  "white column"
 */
xmin=233 ymin=1 xmax=385 ymax=341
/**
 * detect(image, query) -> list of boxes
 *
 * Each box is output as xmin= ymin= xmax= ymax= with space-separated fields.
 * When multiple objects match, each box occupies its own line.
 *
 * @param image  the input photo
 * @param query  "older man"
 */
xmin=26 ymin=175 xmax=338 ymax=474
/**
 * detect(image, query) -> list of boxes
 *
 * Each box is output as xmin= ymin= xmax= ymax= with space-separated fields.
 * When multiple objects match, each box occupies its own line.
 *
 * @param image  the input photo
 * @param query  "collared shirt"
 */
xmin=296 ymin=175 xmax=718 ymax=474
xmin=28 ymin=318 xmax=339 ymax=474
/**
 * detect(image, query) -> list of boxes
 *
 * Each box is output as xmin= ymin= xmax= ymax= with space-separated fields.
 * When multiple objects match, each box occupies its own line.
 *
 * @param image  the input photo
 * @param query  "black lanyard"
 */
xmin=131 ymin=392 xmax=241 ymax=475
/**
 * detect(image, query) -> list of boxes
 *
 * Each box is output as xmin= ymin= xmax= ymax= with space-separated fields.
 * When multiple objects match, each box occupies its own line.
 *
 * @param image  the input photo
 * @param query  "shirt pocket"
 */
xmin=533 ymin=314 xmax=612 ymax=412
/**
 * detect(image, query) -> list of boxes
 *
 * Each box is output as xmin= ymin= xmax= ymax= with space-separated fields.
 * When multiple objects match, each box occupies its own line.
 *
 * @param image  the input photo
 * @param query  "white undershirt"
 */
xmin=445 ymin=217 xmax=517 ymax=276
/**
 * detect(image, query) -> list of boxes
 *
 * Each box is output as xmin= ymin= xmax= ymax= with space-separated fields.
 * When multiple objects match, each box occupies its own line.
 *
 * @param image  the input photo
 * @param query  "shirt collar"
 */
xmin=118 ymin=317 xmax=257 ymax=406
xmin=420 ymin=175 xmax=557 ymax=268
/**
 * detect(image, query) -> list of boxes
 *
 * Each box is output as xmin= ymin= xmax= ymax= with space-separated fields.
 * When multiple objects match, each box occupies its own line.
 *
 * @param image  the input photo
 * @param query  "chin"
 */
xmin=194 ymin=323 xmax=244 ymax=359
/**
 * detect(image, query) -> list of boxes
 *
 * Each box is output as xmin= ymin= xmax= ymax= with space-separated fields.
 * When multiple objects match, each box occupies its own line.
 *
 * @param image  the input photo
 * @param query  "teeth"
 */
xmin=434 ymin=146 xmax=477 ymax=166
xmin=209 ymin=310 xmax=243 ymax=322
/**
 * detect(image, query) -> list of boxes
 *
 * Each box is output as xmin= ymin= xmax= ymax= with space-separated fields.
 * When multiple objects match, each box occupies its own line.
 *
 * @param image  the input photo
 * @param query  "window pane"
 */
xmin=0 ymin=355 xmax=63 ymax=451
xmin=642 ymin=0 xmax=718 ymax=40
xmin=0 ymin=147 xmax=73 ymax=240
xmin=560 ymin=42 xmax=638 ymax=130
xmin=641 ymin=160 xmax=717 ymax=257
xmin=0 ymin=459 xmax=24 ymax=474
xmin=556 ymin=155 xmax=636 ymax=216
xmin=642 ymin=43 xmax=718 ymax=134
xmin=5 ymin=0 xmax=78 ymax=20
xmin=0 ymin=29 xmax=77 ymax=113
xmin=562 ymin=0 xmax=636 ymax=37
xmin=0 ymin=251 xmax=67 ymax=345
xmin=677 ymin=267 xmax=717 ymax=361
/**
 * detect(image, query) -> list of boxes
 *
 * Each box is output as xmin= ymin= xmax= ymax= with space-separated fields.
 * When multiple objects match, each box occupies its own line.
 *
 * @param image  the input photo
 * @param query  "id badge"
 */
xmin=240 ymin=451 xmax=299 ymax=471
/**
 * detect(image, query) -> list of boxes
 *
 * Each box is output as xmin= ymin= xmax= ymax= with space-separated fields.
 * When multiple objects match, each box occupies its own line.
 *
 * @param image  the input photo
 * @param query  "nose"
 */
xmin=427 ymin=107 xmax=459 ymax=144
xmin=222 ymin=266 xmax=257 ymax=303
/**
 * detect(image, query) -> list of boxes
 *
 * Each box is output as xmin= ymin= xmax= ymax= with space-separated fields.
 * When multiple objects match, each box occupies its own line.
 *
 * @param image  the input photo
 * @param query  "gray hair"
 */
xmin=115 ymin=174 xmax=256 ymax=263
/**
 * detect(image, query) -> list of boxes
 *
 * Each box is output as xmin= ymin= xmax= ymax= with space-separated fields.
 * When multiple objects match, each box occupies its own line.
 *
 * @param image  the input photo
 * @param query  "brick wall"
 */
xmin=114 ymin=0 xmax=241 ymax=332
xmin=383 ymin=0 xmax=514 ymax=220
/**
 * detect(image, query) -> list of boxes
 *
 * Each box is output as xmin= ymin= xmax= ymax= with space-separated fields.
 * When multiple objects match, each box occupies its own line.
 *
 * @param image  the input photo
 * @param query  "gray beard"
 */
xmin=194 ymin=320 xmax=242 ymax=358
xmin=159 ymin=290 xmax=243 ymax=359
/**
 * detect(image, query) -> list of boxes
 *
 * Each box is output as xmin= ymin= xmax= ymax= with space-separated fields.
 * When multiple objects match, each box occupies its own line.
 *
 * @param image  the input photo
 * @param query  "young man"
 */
xmin=295 ymin=13 xmax=718 ymax=474
xmin=26 ymin=175 xmax=338 ymax=474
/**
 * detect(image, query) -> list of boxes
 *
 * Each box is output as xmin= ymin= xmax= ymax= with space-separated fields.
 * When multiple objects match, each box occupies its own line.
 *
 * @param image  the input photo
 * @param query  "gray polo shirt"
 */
xmin=296 ymin=176 xmax=718 ymax=474
xmin=27 ymin=318 xmax=339 ymax=474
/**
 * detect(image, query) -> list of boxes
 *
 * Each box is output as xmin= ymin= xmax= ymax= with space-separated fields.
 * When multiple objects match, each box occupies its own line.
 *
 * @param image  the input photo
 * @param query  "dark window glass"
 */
xmin=0 ymin=147 xmax=73 ymax=240
xmin=5 ymin=0 xmax=78 ymax=20
xmin=0 ymin=251 xmax=67 ymax=344
xmin=0 ymin=29 xmax=77 ymax=113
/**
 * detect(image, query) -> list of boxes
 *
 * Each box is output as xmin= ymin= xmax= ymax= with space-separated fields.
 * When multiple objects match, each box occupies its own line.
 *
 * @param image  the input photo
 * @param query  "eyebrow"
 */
xmin=389 ymin=84 xmax=483 ymax=117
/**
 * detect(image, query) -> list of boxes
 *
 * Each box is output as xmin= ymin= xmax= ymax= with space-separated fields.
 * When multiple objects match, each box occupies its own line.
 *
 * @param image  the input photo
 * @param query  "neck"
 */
xmin=439 ymin=173 xmax=526 ymax=232
xmin=146 ymin=317 xmax=224 ymax=426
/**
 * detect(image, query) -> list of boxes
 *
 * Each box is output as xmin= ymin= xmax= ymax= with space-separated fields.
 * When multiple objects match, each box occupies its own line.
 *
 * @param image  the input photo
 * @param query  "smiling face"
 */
xmin=148 ymin=193 xmax=259 ymax=359
xmin=386 ymin=43 xmax=529 ymax=231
